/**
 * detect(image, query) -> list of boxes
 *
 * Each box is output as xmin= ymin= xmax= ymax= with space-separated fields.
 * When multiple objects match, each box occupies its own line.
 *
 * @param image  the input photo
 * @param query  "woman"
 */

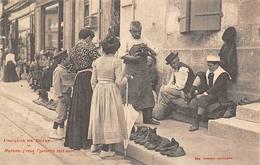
xmin=2 ymin=48 xmax=19 ymax=82
xmin=64 ymin=28 xmax=100 ymax=150
xmin=88 ymin=34 xmax=127 ymax=158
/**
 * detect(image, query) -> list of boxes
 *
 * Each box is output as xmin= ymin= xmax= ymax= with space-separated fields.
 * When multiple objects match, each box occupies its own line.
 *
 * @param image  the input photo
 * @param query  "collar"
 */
xmin=206 ymin=66 xmax=231 ymax=85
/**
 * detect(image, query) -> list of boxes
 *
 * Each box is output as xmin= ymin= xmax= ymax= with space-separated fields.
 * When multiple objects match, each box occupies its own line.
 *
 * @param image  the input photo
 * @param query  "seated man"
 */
xmin=153 ymin=52 xmax=195 ymax=120
xmin=189 ymin=55 xmax=231 ymax=131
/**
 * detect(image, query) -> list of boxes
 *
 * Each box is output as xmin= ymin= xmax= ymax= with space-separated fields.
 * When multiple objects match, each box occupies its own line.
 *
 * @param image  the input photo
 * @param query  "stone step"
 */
xmin=236 ymin=103 xmax=260 ymax=123
xmin=208 ymin=118 xmax=260 ymax=146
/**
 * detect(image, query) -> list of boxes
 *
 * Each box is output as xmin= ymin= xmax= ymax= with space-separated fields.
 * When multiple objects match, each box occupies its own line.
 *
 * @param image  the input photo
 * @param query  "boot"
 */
xmin=143 ymin=108 xmax=160 ymax=125
xmin=189 ymin=109 xmax=200 ymax=132
xmin=49 ymin=128 xmax=63 ymax=139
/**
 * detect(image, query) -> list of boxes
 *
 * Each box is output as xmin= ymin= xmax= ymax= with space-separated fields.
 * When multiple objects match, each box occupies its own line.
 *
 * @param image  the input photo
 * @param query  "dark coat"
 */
xmin=218 ymin=27 xmax=237 ymax=82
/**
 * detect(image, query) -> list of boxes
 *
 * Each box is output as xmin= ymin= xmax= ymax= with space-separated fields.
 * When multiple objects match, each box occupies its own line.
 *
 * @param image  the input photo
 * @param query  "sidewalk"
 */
xmin=0 ymin=80 xmax=259 ymax=165
xmin=0 ymin=80 xmax=139 ymax=165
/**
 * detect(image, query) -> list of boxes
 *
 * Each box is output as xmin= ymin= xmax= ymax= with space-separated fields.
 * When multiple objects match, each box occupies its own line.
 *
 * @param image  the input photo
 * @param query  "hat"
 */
xmin=101 ymin=34 xmax=121 ymax=54
xmin=53 ymin=50 xmax=68 ymax=60
xmin=206 ymin=55 xmax=220 ymax=62
xmin=165 ymin=52 xmax=178 ymax=65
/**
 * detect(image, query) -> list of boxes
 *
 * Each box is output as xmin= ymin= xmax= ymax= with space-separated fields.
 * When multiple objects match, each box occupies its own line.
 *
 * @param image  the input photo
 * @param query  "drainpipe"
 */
xmin=132 ymin=0 xmax=136 ymax=21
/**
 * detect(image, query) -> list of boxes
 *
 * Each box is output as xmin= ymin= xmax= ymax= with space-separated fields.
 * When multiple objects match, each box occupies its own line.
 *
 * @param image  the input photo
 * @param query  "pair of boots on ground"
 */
xmin=130 ymin=126 xmax=185 ymax=157
xmin=49 ymin=121 xmax=65 ymax=140
xmin=90 ymin=144 xmax=116 ymax=158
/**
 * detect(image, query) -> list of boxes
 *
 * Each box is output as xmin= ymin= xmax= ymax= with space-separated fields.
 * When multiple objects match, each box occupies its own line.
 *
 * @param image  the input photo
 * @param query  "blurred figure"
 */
xmin=2 ymin=48 xmax=19 ymax=82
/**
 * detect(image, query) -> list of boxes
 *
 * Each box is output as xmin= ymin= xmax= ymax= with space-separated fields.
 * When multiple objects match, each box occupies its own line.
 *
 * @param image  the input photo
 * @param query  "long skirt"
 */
xmin=88 ymin=82 xmax=128 ymax=145
xmin=64 ymin=70 xmax=93 ymax=150
xmin=3 ymin=61 xmax=19 ymax=82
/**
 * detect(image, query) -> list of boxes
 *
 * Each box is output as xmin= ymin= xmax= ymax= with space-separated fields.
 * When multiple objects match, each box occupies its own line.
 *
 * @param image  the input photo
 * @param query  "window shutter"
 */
xmin=190 ymin=0 xmax=222 ymax=31
xmin=179 ymin=0 xmax=191 ymax=33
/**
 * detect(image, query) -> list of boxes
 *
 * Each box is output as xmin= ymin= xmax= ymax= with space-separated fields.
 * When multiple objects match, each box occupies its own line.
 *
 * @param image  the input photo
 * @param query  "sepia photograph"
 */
xmin=0 ymin=0 xmax=259 ymax=164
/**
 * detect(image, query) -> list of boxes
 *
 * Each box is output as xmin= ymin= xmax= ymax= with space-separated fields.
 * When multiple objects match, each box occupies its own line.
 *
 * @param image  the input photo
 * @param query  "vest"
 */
xmin=179 ymin=62 xmax=195 ymax=94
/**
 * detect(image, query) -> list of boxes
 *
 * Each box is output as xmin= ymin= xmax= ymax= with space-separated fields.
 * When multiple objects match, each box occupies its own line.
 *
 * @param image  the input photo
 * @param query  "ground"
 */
xmin=0 ymin=80 xmax=259 ymax=165
xmin=0 ymin=81 xmax=141 ymax=165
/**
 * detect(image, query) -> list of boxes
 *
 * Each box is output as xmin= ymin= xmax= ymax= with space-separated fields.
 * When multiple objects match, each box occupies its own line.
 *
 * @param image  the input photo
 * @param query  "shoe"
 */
xmin=189 ymin=109 xmax=200 ymax=132
xmin=159 ymin=138 xmax=179 ymax=152
xmin=49 ymin=129 xmax=63 ymax=140
xmin=144 ymin=118 xmax=160 ymax=125
xmin=160 ymin=142 xmax=179 ymax=152
xmin=57 ymin=128 xmax=65 ymax=138
xmin=154 ymin=138 xmax=171 ymax=152
xmin=144 ymin=129 xmax=158 ymax=148
xmin=134 ymin=129 xmax=149 ymax=144
xmin=133 ymin=127 xmax=149 ymax=143
xmin=166 ymin=146 xmax=185 ymax=157
xmin=147 ymin=135 xmax=162 ymax=150
xmin=91 ymin=144 xmax=102 ymax=153
xmin=99 ymin=150 xmax=115 ymax=158
xmin=139 ymin=127 xmax=157 ymax=145
xmin=131 ymin=126 xmax=147 ymax=141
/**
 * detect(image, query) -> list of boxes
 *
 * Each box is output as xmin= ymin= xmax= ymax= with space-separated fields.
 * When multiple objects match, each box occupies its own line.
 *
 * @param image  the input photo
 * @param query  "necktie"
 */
xmin=208 ymin=73 xmax=214 ymax=87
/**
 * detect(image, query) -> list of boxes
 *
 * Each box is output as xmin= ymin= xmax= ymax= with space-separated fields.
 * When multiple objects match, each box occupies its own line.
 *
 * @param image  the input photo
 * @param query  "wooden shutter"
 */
xmin=179 ymin=0 xmax=191 ymax=33
xmin=190 ymin=0 xmax=222 ymax=31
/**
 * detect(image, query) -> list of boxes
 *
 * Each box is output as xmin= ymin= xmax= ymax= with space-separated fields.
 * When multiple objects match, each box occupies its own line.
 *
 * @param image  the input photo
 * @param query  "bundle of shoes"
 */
xmin=130 ymin=126 xmax=185 ymax=157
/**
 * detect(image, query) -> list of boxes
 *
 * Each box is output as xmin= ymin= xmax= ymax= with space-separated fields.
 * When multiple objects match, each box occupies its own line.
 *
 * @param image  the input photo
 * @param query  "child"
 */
xmin=49 ymin=50 xmax=71 ymax=139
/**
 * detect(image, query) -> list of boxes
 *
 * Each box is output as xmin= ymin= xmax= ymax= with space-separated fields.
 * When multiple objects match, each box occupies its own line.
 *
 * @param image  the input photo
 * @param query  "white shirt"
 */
xmin=167 ymin=67 xmax=189 ymax=90
xmin=5 ymin=53 xmax=16 ymax=65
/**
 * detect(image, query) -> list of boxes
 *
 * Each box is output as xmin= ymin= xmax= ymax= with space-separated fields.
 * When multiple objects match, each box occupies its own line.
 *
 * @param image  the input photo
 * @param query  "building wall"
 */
xmin=120 ymin=0 xmax=260 ymax=101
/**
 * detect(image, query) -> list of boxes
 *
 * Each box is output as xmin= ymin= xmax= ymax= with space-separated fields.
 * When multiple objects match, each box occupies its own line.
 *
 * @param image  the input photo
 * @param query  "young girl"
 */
xmin=88 ymin=35 xmax=128 ymax=158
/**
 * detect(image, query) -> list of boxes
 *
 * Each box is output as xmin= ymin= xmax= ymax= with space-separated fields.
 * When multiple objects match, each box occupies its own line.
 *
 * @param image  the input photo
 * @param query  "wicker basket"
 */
xmin=61 ymin=73 xmax=76 ymax=86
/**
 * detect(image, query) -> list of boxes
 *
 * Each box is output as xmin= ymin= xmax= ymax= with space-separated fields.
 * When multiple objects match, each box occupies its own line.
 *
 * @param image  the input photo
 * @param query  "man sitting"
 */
xmin=189 ymin=55 xmax=231 ymax=131
xmin=153 ymin=52 xmax=195 ymax=120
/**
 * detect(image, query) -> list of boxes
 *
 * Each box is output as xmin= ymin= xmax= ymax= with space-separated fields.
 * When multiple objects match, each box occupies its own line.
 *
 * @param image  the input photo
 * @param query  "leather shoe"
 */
xmin=166 ymin=146 xmax=185 ymax=157
xmin=154 ymin=138 xmax=171 ymax=152
xmin=144 ymin=118 xmax=160 ymax=125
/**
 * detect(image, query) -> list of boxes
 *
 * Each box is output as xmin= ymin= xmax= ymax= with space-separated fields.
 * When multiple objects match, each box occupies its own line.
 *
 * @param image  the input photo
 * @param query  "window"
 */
xmin=179 ymin=0 xmax=222 ymax=32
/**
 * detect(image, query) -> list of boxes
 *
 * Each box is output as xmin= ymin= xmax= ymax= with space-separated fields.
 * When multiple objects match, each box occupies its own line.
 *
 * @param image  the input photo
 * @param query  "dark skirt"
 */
xmin=3 ymin=61 xmax=19 ymax=82
xmin=64 ymin=70 xmax=93 ymax=150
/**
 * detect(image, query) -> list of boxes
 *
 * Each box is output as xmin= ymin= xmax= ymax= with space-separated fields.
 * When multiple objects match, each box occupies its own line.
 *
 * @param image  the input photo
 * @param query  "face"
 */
xmin=169 ymin=57 xmax=180 ymax=69
xmin=130 ymin=27 xmax=142 ymax=39
xmin=207 ymin=62 xmax=219 ymax=72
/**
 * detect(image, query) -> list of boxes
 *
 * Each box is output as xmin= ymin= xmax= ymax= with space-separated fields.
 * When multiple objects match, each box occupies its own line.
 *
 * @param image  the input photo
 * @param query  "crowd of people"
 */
xmin=0 ymin=20 xmax=235 ymax=159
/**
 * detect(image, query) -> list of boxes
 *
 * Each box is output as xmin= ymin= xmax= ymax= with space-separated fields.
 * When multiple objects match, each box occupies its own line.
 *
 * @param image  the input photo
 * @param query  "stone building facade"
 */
xmin=119 ymin=0 xmax=260 ymax=101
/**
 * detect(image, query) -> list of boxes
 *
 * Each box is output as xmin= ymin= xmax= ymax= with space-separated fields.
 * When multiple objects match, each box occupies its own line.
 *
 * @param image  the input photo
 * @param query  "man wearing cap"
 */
xmin=121 ymin=21 xmax=159 ymax=125
xmin=49 ymin=50 xmax=71 ymax=139
xmin=153 ymin=52 xmax=195 ymax=120
xmin=189 ymin=55 xmax=230 ymax=131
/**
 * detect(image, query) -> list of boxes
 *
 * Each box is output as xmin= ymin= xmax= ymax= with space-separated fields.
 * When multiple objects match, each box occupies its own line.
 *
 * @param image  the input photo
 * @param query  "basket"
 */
xmin=61 ymin=73 xmax=76 ymax=86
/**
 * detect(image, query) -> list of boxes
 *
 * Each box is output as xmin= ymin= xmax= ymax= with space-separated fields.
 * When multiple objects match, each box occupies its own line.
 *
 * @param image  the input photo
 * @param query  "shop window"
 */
xmin=179 ymin=0 xmax=222 ymax=32
xmin=43 ymin=1 xmax=63 ymax=52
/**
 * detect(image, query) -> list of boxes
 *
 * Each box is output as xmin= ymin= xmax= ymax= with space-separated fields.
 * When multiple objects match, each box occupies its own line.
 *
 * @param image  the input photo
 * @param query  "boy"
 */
xmin=49 ymin=50 xmax=71 ymax=139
